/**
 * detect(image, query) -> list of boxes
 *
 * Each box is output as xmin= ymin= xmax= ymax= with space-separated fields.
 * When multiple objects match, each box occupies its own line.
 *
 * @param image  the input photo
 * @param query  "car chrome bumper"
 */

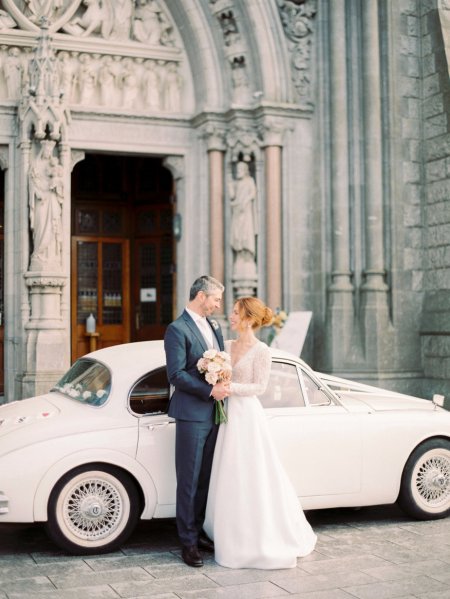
xmin=0 ymin=490 xmax=9 ymax=514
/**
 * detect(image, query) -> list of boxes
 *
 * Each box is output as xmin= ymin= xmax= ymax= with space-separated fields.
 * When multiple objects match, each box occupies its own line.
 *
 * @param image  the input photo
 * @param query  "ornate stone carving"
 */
xmin=226 ymin=127 xmax=259 ymax=162
xmin=60 ymin=0 xmax=175 ymax=45
xmin=276 ymin=0 xmax=317 ymax=104
xmin=229 ymin=160 xmax=258 ymax=278
xmin=19 ymin=22 xmax=70 ymax=142
xmin=3 ymin=46 xmax=23 ymax=99
xmin=0 ymin=9 xmax=17 ymax=29
xmin=133 ymin=0 xmax=174 ymax=46
xmin=2 ymin=0 xmax=82 ymax=32
xmin=28 ymin=139 xmax=64 ymax=271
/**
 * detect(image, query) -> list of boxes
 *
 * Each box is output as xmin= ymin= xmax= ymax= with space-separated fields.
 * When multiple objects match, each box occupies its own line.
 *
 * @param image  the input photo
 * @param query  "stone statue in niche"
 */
xmin=28 ymin=140 xmax=64 ymax=270
xmin=120 ymin=57 xmax=139 ymax=108
xmin=4 ymin=46 xmax=23 ymax=99
xmin=163 ymin=62 xmax=182 ymax=112
xmin=57 ymin=51 xmax=76 ymax=103
xmin=78 ymin=53 xmax=97 ymax=105
xmin=132 ymin=0 xmax=173 ymax=45
xmin=229 ymin=161 xmax=258 ymax=277
xmin=142 ymin=59 xmax=160 ymax=109
xmin=99 ymin=54 xmax=118 ymax=105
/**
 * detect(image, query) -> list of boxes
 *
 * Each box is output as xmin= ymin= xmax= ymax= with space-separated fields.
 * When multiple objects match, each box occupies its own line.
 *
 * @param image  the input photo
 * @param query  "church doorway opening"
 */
xmin=71 ymin=154 xmax=175 ymax=362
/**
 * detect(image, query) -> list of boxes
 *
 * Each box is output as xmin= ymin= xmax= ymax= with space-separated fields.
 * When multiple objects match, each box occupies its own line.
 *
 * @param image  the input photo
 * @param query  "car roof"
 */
xmin=85 ymin=340 xmax=167 ymax=379
xmin=84 ymin=340 xmax=311 ymax=378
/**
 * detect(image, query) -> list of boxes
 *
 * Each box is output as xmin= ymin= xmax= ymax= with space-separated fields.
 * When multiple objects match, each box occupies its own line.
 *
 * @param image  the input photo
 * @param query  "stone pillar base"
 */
xmin=23 ymin=272 xmax=69 ymax=398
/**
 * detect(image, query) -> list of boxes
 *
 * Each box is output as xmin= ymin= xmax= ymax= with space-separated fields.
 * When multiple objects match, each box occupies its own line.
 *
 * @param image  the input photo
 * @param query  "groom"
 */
xmin=164 ymin=275 xmax=229 ymax=567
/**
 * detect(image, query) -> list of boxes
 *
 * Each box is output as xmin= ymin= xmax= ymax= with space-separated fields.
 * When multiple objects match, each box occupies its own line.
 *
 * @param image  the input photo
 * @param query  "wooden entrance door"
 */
xmin=72 ymin=238 xmax=130 ymax=359
xmin=132 ymin=205 xmax=174 ymax=342
xmin=71 ymin=154 xmax=175 ymax=362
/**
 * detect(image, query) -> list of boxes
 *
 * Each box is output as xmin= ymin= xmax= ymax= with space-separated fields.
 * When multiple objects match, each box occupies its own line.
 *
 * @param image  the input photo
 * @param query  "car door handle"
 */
xmin=146 ymin=422 xmax=171 ymax=430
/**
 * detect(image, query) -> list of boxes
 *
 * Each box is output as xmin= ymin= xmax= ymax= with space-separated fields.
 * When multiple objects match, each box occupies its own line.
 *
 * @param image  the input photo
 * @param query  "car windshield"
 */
xmin=51 ymin=359 xmax=111 ymax=406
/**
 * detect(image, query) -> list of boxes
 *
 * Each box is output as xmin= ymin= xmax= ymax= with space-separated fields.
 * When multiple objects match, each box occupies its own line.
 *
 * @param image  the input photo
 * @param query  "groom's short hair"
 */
xmin=189 ymin=275 xmax=224 ymax=300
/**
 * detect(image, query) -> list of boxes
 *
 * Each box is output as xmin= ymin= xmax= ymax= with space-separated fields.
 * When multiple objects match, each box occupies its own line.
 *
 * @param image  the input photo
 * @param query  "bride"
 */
xmin=204 ymin=297 xmax=317 ymax=569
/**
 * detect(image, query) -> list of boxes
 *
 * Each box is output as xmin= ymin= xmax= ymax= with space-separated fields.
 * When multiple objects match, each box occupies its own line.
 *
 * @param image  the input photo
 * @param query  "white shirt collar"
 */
xmin=186 ymin=307 xmax=206 ymax=324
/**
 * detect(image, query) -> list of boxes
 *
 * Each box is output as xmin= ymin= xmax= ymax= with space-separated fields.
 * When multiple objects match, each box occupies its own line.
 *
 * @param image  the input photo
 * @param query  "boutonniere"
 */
xmin=209 ymin=319 xmax=219 ymax=330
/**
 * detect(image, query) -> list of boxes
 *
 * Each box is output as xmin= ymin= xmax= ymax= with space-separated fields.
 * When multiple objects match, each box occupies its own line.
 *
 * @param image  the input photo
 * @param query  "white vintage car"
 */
xmin=1 ymin=340 xmax=449 ymax=555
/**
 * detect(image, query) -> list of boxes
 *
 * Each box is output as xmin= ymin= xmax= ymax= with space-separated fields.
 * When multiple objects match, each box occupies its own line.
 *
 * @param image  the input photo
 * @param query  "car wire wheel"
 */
xmin=46 ymin=464 xmax=141 ymax=554
xmin=399 ymin=439 xmax=450 ymax=520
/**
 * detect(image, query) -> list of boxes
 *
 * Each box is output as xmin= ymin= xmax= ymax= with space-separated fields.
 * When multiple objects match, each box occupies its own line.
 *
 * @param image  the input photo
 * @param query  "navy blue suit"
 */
xmin=164 ymin=310 xmax=224 ymax=546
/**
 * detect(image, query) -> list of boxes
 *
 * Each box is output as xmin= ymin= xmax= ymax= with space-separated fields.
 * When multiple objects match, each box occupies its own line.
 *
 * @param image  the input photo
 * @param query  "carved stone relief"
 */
xmin=0 ymin=0 xmax=175 ymax=44
xmin=276 ymin=0 xmax=317 ymax=104
xmin=62 ymin=0 xmax=175 ymax=46
xmin=0 ymin=1 xmax=185 ymax=113
xmin=208 ymin=1 xmax=252 ymax=105
xmin=28 ymin=139 xmax=64 ymax=271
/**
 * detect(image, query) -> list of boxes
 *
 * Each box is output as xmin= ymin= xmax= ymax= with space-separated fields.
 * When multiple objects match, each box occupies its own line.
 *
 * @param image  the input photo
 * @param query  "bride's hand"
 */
xmin=212 ymin=381 xmax=229 ymax=401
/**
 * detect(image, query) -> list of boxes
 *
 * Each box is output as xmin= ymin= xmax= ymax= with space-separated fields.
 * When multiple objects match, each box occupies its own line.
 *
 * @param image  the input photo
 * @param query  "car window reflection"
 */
xmin=259 ymin=361 xmax=305 ymax=408
xmin=52 ymin=359 xmax=111 ymax=406
xmin=301 ymin=370 xmax=332 ymax=406
xmin=130 ymin=367 xmax=170 ymax=415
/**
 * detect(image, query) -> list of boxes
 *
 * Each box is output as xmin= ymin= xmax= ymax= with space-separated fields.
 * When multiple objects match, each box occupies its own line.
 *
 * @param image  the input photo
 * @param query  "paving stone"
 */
xmin=361 ymin=559 xmax=449 ymax=582
xmin=0 ymin=576 xmax=56 ymax=594
xmin=86 ymin=551 xmax=181 ymax=571
xmin=416 ymin=590 xmax=450 ymax=599
xmin=1 ymin=507 xmax=450 ymax=599
xmin=300 ymin=554 xmax=391 ymax=575
xmin=274 ymin=591 xmax=362 ymax=599
xmin=6 ymin=586 xmax=119 ymax=599
xmin=0 ymin=560 xmax=93 ymax=583
xmin=343 ymin=574 xmax=446 ymax=599
xmin=268 ymin=570 xmax=376 ymax=594
xmin=177 ymin=581 xmax=289 ymax=598
xmin=111 ymin=574 xmax=219 ymax=597
xmin=205 ymin=567 xmax=290 ymax=587
xmin=49 ymin=566 xmax=154 ymax=589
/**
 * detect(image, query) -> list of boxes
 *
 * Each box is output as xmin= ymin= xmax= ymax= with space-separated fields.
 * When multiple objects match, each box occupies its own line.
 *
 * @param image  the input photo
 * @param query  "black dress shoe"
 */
xmin=181 ymin=545 xmax=203 ymax=567
xmin=198 ymin=533 xmax=215 ymax=552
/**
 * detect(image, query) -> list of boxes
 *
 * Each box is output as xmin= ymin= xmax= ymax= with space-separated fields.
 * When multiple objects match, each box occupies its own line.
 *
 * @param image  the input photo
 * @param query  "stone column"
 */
xmin=262 ymin=130 xmax=283 ymax=311
xmin=360 ymin=0 xmax=391 ymax=370
xmin=326 ymin=0 xmax=355 ymax=369
xmin=361 ymin=0 xmax=388 ymax=294
xmin=205 ymin=130 xmax=226 ymax=285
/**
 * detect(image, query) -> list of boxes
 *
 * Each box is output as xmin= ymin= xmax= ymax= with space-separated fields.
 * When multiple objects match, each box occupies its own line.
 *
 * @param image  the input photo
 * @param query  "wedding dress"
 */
xmin=204 ymin=340 xmax=317 ymax=569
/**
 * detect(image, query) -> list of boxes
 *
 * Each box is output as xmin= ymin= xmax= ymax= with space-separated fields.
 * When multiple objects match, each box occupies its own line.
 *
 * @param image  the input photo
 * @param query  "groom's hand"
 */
xmin=211 ymin=381 xmax=229 ymax=401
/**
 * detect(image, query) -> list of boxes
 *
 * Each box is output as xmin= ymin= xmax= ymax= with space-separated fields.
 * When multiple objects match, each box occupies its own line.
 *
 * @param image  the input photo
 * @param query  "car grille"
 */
xmin=0 ymin=491 xmax=9 ymax=514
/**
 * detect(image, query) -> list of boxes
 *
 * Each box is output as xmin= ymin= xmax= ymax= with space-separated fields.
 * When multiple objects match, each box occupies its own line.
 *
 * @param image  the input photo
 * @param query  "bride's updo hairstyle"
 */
xmin=236 ymin=297 xmax=273 ymax=330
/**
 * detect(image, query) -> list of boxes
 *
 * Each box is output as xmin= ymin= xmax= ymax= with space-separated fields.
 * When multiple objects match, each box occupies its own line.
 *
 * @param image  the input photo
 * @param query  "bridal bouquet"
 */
xmin=197 ymin=349 xmax=232 ymax=424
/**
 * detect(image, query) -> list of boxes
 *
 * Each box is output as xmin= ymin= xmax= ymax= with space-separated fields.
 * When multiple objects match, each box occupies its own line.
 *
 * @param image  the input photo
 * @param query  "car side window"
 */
xmin=301 ymin=370 xmax=332 ymax=406
xmin=259 ymin=361 xmax=306 ymax=408
xmin=129 ymin=367 xmax=170 ymax=415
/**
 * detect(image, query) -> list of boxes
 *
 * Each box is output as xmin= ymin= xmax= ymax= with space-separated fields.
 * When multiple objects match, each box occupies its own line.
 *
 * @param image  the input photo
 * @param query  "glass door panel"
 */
xmin=72 ymin=238 xmax=130 ymax=360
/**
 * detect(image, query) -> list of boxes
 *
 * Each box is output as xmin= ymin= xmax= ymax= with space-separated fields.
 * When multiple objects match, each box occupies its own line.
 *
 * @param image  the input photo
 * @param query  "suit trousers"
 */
xmin=174 ymin=417 xmax=219 ymax=547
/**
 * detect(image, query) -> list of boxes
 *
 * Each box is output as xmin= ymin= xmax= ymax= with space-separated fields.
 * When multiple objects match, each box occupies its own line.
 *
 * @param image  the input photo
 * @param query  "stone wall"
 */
xmin=420 ymin=1 xmax=450 ymax=405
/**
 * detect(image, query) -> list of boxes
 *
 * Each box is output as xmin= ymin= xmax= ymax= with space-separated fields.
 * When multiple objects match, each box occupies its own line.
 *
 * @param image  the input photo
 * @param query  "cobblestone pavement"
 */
xmin=1 ymin=505 xmax=450 ymax=599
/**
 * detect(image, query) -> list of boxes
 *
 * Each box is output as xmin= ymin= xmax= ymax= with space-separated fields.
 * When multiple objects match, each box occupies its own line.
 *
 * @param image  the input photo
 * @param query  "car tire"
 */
xmin=398 ymin=438 xmax=450 ymax=520
xmin=45 ymin=464 xmax=141 ymax=555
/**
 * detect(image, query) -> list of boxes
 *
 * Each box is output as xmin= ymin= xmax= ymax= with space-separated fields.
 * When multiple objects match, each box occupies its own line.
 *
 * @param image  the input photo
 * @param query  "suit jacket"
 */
xmin=164 ymin=310 xmax=225 ymax=421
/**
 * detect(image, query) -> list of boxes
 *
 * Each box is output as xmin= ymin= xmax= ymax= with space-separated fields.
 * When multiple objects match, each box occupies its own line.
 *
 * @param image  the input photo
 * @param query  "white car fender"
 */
xmin=33 ymin=448 xmax=158 ymax=521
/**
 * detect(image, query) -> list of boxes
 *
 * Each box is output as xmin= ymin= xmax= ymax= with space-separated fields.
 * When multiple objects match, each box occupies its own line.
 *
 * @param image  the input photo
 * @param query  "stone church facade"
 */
xmin=0 ymin=0 xmax=448 ymax=404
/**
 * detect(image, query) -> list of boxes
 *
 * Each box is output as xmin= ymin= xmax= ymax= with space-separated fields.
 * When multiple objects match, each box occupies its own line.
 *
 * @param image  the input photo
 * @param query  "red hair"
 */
xmin=235 ymin=297 xmax=273 ymax=330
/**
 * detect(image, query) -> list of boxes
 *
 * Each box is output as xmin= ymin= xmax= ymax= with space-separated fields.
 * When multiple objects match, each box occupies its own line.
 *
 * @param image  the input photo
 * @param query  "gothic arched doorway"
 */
xmin=71 ymin=154 xmax=175 ymax=361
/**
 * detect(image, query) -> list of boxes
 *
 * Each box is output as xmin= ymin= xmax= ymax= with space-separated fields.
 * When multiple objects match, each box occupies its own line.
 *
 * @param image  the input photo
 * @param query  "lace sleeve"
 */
xmin=230 ymin=343 xmax=271 ymax=397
